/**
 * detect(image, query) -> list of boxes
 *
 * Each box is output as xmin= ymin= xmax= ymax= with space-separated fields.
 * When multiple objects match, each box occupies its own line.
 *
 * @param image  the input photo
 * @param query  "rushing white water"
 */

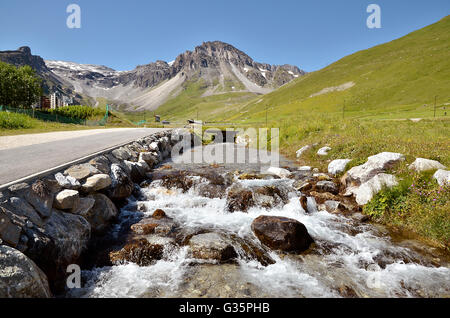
xmin=69 ymin=176 xmax=450 ymax=298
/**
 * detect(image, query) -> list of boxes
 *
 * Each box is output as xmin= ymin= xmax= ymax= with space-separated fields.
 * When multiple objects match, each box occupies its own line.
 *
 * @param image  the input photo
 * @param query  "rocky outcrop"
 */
xmin=0 ymin=245 xmax=52 ymax=298
xmin=342 ymin=152 xmax=405 ymax=187
xmin=339 ymin=152 xmax=405 ymax=206
xmin=251 ymin=216 xmax=314 ymax=253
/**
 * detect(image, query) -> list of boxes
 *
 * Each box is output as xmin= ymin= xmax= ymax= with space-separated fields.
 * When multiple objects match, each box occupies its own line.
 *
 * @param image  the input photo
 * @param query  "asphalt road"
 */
xmin=0 ymin=128 xmax=168 ymax=187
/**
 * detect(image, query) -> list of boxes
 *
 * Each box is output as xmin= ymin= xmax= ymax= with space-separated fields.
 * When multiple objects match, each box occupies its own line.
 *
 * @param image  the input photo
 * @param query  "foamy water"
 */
xmin=68 ymin=177 xmax=450 ymax=298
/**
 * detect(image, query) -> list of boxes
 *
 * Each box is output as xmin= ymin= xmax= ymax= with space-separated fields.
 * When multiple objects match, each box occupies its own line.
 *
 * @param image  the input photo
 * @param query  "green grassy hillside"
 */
xmin=223 ymin=15 xmax=450 ymax=123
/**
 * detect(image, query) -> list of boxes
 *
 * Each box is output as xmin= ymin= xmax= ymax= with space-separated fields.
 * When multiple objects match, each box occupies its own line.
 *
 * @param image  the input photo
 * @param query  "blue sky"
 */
xmin=0 ymin=0 xmax=449 ymax=72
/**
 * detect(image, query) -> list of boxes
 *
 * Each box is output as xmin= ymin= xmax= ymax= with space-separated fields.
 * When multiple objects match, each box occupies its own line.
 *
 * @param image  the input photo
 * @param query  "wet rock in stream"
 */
xmin=251 ymin=216 xmax=314 ymax=253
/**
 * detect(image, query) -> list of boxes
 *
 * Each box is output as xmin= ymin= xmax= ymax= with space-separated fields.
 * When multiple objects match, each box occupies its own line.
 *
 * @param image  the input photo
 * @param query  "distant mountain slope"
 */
xmin=222 ymin=15 xmax=450 ymax=122
xmin=44 ymin=41 xmax=305 ymax=111
xmin=0 ymin=47 xmax=78 ymax=99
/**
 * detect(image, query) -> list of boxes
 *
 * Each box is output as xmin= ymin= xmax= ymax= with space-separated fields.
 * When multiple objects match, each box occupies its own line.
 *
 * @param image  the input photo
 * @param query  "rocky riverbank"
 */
xmin=0 ymin=129 xmax=190 ymax=297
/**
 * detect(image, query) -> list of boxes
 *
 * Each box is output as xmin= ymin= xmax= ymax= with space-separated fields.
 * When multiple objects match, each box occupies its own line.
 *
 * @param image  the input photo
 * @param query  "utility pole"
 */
xmin=434 ymin=96 xmax=437 ymax=118
xmin=197 ymin=108 xmax=199 ymax=121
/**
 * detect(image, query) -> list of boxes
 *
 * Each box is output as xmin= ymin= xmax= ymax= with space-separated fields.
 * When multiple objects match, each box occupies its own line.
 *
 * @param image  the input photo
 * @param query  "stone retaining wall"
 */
xmin=0 ymin=129 xmax=192 ymax=297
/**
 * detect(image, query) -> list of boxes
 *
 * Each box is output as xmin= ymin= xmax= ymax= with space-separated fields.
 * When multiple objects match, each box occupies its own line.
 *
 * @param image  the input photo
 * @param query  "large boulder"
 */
xmin=139 ymin=152 xmax=159 ymax=168
xmin=53 ymin=190 xmax=80 ymax=211
xmin=64 ymin=163 xmax=101 ymax=181
xmin=328 ymin=159 xmax=351 ymax=175
xmin=82 ymin=174 xmax=112 ymax=193
xmin=44 ymin=210 xmax=91 ymax=266
xmin=6 ymin=197 xmax=44 ymax=228
xmin=251 ymin=216 xmax=314 ymax=252
xmin=72 ymin=197 xmax=95 ymax=217
xmin=0 ymin=245 xmax=51 ymax=298
xmin=84 ymin=194 xmax=118 ymax=233
xmin=8 ymin=181 xmax=55 ymax=219
xmin=123 ymin=161 xmax=150 ymax=183
xmin=111 ymin=147 xmax=132 ymax=161
xmin=342 ymin=152 xmax=405 ymax=187
xmin=88 ymin=156 xmax=111 ymax=174
xmin=346 ymin=173 xmax=398 ymax=205
xmin=433 ymin=169 xmax=450 ymax=186
xmin=189 ymin=233 xmax=237 ymax=263
xmin=409 ymin=158 xmax=446 ymax=172
xmin=108 ymin=164 xmax=134 ymax=200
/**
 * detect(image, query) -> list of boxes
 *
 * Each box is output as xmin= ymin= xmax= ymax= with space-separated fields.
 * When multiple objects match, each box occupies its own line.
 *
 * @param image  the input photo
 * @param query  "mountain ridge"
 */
xmin=42 ymin=40 xmax=305 ymax=110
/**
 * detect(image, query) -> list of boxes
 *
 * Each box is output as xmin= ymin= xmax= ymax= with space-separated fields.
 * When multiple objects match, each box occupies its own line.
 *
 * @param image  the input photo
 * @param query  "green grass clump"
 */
xmin=364 ymin=171 xmax=450 ymax=249
xmin=0 ymin=111 xmax=36 ymax=129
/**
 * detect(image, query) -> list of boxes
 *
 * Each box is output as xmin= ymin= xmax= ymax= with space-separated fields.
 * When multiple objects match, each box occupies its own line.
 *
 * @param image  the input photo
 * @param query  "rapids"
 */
xmin=67 ymin=174 xmax=450 ymax=298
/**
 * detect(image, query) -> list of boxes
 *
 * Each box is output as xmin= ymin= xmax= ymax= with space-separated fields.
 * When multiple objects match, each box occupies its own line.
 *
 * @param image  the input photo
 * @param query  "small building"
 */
xmin=40 ymin=96 xmax=50 ymax=109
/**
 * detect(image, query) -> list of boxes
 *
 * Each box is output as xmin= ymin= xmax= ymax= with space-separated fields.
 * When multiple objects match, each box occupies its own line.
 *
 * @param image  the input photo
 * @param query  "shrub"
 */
xmin=0 ymin=111 xmax=35 ymax=129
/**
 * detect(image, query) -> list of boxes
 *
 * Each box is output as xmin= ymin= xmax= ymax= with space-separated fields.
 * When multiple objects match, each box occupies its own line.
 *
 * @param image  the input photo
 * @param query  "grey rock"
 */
xmin=53 ymin=190 xmax=80 ymax=211
xmin=328 ymin=159 xmax=352 ymax=175
xmin=433 ymin=169 xmax=450 ymax=186
xmin=89 ymin=156 xmax=111 ymax=174
xmin=343 ymin=152 xmax=405 ymax=187
xmin=139 ymin=152 xmax=158 ymax=168
xmin=9 ymin=181 xmax=54 ymax=219
xmin=55 ymin=173 xmax=81 ymax=190
xmin=112 ymin=147 xmax=131 ymax=161
xmin=8 ymin=197 xmax=44 ymax=228
xmin=189 ymin=233 xmax=237 ymax=262
xmin=315 ymin=181 xmax=339 ymax=194
xmin=108 ymin=164 xmax=134 ymax=200
xmin=0 ymin=245 xmax=52 ymax=298
xmin=72 ymin=197 xmax=95 ymax=217
xmin=44 ymin=209 xmax=91 ymax=265
xmin=64 ymin=163 xmax=101 ymax=181
xmin=352 ymin=213 xmax=370 ymax=223
xmin=296 ymin=145 xmax=312 ymax=158
xmin=84 ymin=194 xmax=118 ymax=233
xmin=317 ymin=146 xmax=331 ymax=156
xmin=0 ymin=207 xmax=22 ymax=247
xmin=324 ymin=200 xmax=344 ymax=213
